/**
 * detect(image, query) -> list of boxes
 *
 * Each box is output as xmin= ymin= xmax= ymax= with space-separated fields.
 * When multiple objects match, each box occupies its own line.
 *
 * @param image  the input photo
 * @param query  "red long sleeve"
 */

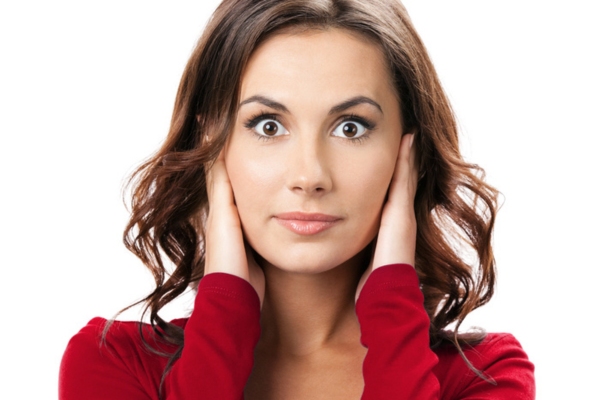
xmin=163 ymin=273 xmax=261 ymax=399
xmin=60 ymin=265 xmax=534 ymax=399
xmin=356 ymin=263 xmax=440 ymax=399
xmin=59 ymin=273 xmax=260 ymax=399
xmin=356 ymin=263 xmax=535 ymax=399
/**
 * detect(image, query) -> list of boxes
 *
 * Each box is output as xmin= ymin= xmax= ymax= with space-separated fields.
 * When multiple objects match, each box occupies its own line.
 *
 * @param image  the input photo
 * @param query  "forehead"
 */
xmin=240 ymin=28 xmax=395 ymax=103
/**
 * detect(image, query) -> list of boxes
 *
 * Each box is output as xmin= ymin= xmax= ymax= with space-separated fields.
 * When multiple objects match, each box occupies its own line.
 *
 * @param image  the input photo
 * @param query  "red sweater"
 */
xmin=59 ymin=264 xmax=535 ymax=399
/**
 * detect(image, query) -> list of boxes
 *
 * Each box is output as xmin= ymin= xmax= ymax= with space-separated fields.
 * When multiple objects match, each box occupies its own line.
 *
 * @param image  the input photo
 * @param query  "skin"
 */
xmin=204 ymin=28 xmax=417 ymax=399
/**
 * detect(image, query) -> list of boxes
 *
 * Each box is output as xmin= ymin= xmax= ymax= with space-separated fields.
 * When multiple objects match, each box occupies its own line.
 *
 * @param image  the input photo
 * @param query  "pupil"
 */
xmin=263 ymin=122 xmax=278 ymax=136
xmin=343 ymin=123 xmax=358 ymax=137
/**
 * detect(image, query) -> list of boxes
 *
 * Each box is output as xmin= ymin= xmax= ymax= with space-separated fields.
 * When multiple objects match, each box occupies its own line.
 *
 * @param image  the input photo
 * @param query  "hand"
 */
xmin=355 ymin=133 xmax=418 ymax=303
xmin=204 ymin=151 xmax=266 ymax=308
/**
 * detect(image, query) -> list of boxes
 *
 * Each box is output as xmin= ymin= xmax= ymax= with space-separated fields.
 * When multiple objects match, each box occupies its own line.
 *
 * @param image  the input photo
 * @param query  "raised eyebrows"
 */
xmin=238 ymin=95 xmax=384 ymax=115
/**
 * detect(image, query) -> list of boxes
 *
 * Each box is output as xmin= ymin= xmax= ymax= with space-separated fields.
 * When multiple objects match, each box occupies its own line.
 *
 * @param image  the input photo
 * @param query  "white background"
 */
xmin=1 ymin=1 xmax=598 ymax=398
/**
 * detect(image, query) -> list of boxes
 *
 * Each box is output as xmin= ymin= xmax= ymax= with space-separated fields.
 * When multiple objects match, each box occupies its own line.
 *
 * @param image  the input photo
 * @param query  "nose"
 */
xmin=286 ymin=134 xmax=333 ymax=195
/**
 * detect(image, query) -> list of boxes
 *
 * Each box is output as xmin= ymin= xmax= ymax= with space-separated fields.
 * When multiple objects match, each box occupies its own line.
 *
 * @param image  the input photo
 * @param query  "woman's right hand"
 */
xmin=204 ymin=151 xmax=265 ymax=308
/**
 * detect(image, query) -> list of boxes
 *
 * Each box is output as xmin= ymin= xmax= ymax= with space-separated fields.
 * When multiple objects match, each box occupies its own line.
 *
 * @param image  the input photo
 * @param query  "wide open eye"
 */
xmin=332 ymin=120 xmax=368 ymax=139
xmin=253 ymin=118 xmax=288 ymax=137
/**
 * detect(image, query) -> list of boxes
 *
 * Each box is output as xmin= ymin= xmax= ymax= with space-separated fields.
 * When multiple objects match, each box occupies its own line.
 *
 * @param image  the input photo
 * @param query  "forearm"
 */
xmin=356 ymin=263 xmax=439 ymax=399
xmin=164 ymin=273 xmax=261 ymax=399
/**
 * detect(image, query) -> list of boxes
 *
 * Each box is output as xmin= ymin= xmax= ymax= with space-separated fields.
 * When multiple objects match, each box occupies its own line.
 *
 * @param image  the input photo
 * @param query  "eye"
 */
xmin=332 ymin=120 xmax=368 ymax=139
xmin=253 ymin=118 xmax=288 ymax=137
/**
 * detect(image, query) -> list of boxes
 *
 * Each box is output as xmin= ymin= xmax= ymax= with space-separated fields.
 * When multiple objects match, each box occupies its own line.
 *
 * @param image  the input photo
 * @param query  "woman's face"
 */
xmin=225 ymin=28 xmax=403 ymax=273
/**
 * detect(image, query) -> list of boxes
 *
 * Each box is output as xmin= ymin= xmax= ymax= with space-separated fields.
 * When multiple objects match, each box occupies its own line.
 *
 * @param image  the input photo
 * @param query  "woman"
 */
xmin=59 ymin=0 xmax=535 ymax=398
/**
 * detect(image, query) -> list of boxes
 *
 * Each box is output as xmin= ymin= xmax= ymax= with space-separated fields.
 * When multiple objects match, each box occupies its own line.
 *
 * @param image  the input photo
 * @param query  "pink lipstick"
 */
xmin=274 ymin=212 xmax=341 ymax=235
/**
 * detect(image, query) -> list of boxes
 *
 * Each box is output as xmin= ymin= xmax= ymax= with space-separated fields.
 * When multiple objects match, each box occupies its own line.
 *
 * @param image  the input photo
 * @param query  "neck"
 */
xmin=256 ymin=249 xmax=369 ymax=358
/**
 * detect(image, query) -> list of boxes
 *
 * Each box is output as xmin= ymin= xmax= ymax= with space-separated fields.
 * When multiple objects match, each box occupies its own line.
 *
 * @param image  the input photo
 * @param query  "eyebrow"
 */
xmin=239 ymin=95 xmax=289 ymax=113
xmin=238 ymin=95 xmax=383 ymax=115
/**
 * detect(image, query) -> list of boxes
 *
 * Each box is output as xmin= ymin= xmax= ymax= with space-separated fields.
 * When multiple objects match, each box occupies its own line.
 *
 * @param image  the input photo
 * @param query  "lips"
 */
xmin=274 ymin=212 xmax=342 ymax=235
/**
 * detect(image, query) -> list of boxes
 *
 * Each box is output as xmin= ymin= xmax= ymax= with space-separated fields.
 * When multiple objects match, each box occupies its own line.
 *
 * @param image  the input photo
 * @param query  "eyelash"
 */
xmin=243 ymin=112 xmax=377 ymax=143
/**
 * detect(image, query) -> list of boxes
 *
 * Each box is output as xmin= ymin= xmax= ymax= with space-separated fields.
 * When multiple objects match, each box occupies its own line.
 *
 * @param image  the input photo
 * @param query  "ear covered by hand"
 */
xmin=355 ymin=133 xmax=418 ymax=303
xmin=204 ymin=151 xmax=266 ymax=308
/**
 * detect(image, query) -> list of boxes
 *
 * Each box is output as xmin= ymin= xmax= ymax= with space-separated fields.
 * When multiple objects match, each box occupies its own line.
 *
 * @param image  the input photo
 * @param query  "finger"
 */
xmin=206 ymin=151 xmax=235 ymax=208
xmin=385 ymin=133 xmax=417 ymax=210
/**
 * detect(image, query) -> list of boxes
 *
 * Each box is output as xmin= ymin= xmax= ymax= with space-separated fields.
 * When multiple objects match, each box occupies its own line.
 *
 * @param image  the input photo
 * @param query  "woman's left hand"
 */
xmin=355 ymin=133 xmax=418 ymax=303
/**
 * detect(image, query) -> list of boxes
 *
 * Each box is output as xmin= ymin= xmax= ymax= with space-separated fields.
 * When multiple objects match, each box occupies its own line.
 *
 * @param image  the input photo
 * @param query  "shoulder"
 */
xmin=62 ymin=317 xmax=153 ymax=360
xmin=434 ymin=332 xmax=535 ymax=399
xmin=59 ymin=317 xmax=186 ymax=399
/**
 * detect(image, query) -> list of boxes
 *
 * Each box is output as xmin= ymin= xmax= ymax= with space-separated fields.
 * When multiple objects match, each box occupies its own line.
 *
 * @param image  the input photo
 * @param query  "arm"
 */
xmin=164 ymin=272 xmax=261 ymax=399
xmin=356 ymin=263 xmax=439 ymax=400
xmin=354 ymin=134 xmax=435 ymax=397
xmin=59 ymin=273 xmax=261 ymax=400
xmin=356 ymin=263 xmax=536 ymax=400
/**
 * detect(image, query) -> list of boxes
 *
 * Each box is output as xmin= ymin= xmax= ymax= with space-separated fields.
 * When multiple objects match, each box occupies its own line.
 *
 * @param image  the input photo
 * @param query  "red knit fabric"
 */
xmin=59 ymin=264 xmax=535 ymax=399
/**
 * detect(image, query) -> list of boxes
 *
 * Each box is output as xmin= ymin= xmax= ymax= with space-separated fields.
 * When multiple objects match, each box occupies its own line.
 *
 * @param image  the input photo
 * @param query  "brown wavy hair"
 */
xmin=118 ymin=0 xmax=499 ymax=389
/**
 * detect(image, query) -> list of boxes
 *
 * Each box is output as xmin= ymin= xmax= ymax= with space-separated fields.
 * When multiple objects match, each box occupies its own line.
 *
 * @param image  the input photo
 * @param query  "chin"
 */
xmin=252 ymin=240 xmax=371 ymax=275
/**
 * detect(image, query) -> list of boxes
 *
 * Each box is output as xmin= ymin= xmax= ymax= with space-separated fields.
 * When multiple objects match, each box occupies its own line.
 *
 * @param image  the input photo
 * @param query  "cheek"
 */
xmin=333 ymin=149 xmax=397 ymax=239
xmin=224 ymin=142 xmax=282 ymax=223
xmin=341 ymin=150 xmax=396 ymax=206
